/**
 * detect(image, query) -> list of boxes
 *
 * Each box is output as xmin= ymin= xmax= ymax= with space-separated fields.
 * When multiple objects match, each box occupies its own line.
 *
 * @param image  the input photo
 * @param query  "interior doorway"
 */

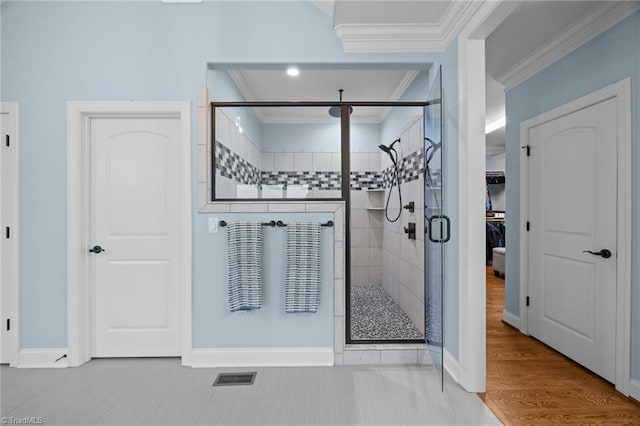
xmin=520 ymin=79 xmax=632 ymax=392
xmin=67 ymin=102 xmax=192 ymax=367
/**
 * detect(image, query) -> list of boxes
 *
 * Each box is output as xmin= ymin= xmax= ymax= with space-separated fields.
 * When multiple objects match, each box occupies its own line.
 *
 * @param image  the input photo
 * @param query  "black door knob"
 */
xmin=89 ymin=245 xmax=105 ymax=254
xmin=583 ymin=249 xmax=611 ymax=259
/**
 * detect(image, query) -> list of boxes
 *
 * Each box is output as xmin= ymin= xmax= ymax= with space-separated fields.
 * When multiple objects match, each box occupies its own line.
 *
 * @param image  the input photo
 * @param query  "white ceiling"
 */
xmin=224 ymin=0 xmax=636 ymax=149
xmin=229 ymin=68 xmax=421 ymax=123
xmin=333 ymin=1 xmax=451 ymax=25
xmin=485 ymin=1 xmax=603 ymax=81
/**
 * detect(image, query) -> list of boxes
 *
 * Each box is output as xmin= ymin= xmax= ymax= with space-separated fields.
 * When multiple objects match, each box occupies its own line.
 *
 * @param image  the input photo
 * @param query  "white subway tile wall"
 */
xmin=349 ymin=115 xmax=427 ymax=336
xmin=214 ymin=111 xmax=348 ymax=199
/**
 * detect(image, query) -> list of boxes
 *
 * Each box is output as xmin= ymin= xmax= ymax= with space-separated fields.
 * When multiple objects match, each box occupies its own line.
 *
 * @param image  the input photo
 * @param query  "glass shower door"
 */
xmin=424 ymin=66 xmax=447 ymax=390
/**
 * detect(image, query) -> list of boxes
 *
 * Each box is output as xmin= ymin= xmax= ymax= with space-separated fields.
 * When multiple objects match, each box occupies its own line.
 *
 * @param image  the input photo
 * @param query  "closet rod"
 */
xmin=219 ymin=220 xmax=334 ymax=228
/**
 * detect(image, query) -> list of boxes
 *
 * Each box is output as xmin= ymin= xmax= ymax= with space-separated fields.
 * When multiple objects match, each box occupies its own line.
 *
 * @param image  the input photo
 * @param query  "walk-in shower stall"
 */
xmin=209 ymin=65 xmax=446 ymax=385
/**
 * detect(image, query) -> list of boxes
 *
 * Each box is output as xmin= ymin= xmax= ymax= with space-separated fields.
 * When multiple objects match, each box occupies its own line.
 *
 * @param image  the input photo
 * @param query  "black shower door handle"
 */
xmin=428 ymin=215 xmax=450 ymax=243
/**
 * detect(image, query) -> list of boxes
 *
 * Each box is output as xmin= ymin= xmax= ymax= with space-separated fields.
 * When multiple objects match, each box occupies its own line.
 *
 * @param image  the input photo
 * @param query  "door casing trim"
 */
xmin=67 ymin=101 xmax=192 ymax=367
xmin=519 ymin=78 xmax=632 ymax=395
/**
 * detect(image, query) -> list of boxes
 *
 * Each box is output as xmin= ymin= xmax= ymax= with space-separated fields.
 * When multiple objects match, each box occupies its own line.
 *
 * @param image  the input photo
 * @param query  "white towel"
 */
xmin=227 ymin=221 xmax=263 ymax=312
xmin=285 ymin=222 xmax=321 ymax=313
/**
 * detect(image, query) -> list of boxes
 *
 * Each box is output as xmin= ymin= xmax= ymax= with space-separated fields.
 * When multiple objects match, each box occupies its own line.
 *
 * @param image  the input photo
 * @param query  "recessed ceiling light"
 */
xmin=286 ymin=67 xmax=300 ymax=77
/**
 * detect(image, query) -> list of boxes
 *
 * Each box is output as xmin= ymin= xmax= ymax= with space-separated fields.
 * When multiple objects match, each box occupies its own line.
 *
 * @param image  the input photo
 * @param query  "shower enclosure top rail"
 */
xmin=210 ymin=101 xmax=437 ymax=108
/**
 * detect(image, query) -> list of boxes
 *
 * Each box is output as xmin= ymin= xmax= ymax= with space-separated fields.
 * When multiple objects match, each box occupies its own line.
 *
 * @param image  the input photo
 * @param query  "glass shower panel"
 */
xmin=424 ymin=66 xmax=446 ymax=390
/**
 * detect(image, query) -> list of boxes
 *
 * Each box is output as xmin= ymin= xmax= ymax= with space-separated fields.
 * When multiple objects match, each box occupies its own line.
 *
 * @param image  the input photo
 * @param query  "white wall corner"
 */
xmin=18 ymin=349 xmax=69 ymax=368
xmin=190 ymin=348 xmax=334 ymax=368
xmin=443 ymin=348 xmax=460 ymax=384
xmin=198 ymin=86 xmax=208 ymax=108
xmin=456 ymin=35 xmax=487 ymax=394
xmin=501 ymin=309 xmax=520 ymax=329
xmin=629 ymin=378 xmax=640 ymax=402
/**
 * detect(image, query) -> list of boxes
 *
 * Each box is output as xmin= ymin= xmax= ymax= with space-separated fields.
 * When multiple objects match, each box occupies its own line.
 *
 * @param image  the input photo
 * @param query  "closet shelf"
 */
xmin=486 ymin=171 xmax=505 ymax=184
xmin=365 ymin=188 xmax=386 ymax=192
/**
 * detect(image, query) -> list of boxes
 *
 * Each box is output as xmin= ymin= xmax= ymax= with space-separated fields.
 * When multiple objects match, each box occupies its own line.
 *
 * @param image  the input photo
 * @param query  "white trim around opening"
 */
xmin=453 ymin=0 xmax=521 ymax=393
xmin=518 ymin=78 xmax=632 ymax=395
xmin=67 ymin=101 xmax=192 ymax=367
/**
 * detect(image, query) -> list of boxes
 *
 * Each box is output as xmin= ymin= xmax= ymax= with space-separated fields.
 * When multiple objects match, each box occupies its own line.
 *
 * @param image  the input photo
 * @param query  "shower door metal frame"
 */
xmin=209 ymin=100 xmax=435 ymax=345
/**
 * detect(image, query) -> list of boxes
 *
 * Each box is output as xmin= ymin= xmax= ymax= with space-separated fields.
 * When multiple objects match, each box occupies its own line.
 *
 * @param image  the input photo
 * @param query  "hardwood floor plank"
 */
xmin=482 ymin=267 xmax=640 ymax=425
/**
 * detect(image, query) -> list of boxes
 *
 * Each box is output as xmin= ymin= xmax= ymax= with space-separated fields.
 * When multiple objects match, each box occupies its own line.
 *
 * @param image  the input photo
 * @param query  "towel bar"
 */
xmin=219 ymin=220 xmax=333 ymax=228
xmin=219 ymin=220 xmax=276 ymax=227
xmin=276 ymin=220 xmax=333 ymax=227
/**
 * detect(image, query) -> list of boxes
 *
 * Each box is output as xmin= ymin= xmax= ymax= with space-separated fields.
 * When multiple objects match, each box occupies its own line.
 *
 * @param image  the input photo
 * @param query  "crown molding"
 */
xmin=334 ymin=23 xmax=443 ymax=52
xmin=334 ymin=1 xmax=477 ymax=53
xmin=227 ymin=70 xmax=267 ymax=122
xmin=499 ymin=1 xmax=640 ymax=90
xmin=376 ymin=70 xmax=419 ymax=121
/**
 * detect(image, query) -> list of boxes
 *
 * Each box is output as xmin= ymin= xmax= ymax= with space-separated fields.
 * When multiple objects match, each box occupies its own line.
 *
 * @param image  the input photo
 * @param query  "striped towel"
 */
xmin=285 ymin=222 xmax=321 ymax=313
xmin=227 ymin=221 xmax=263 ymax=312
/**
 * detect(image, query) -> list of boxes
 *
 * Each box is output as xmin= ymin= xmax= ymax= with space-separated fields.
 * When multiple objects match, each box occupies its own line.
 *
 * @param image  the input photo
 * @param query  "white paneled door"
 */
xmin=91 ymin=117 xmax=182 ymax=357
xmin=527 ymin=97 xmax=617 ymax=382
xmin=1 ymin=104 xmax=19 ymax=365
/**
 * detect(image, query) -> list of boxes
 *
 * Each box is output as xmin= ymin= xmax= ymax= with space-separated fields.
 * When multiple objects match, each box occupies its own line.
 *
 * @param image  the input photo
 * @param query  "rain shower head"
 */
xmin=378 ymin=138 xmax=400 ymax=154
xmin=328 ymin=89 xmax=353 ymax=117
xmin=378 ymin=144 xmax=392 ymax=154
xmin=378 ymin=138 xmax=401 ymax=164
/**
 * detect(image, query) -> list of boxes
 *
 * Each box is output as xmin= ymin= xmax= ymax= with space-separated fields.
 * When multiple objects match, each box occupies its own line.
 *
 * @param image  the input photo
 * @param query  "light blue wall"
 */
xmin=193 ymin=212 xmax=334 ymax=348
xmin=262 ymin=122 xmax=380 ymax=152
xmin=504 ymin=11 xmax=640 ymax=378
xmin=1 ymin=1 xmax=455 ymax=350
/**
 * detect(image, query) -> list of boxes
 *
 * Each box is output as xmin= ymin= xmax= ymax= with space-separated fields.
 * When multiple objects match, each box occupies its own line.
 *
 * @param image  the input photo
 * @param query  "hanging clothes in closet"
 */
xmin=486 ymin=221 xmax=505 ymax=265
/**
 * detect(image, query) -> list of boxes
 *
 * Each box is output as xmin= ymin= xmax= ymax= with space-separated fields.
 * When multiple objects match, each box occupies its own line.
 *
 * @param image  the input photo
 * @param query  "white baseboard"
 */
xmin=629 ymin=378 xmax=640 ymax=401
xmin=443 ymin=348 xmax=460 ymax=383
xmin=18 ymin=348 xmax=69 ymax=368
xmin=502 ymin=309 xmax=521 ymax=329
xmin=190 ymin=347 xmax=334 ymax=368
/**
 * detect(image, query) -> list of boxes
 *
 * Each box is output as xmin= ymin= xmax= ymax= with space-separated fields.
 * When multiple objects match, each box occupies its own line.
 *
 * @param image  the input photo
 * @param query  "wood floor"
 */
xmin=480 ymin=267 xmax=640 ymax=425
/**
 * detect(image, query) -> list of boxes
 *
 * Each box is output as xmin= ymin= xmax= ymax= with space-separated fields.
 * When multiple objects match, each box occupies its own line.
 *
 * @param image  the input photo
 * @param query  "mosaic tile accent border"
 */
xmin=261 ymin=171 xmax=341 ymax=190
xmin=350 ymin=171 xmax=383 ymax=190
xmin=365 ymin=149 xmax=425 ymax=190
xmin=216 ymin=142 xmax=260 ymax=185
xmin=215 ymin=141 xmax=430 ymax=192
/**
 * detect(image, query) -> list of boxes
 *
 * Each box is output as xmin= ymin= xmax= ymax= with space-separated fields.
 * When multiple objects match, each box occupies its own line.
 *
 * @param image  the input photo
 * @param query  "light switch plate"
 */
xmin=208 ymin=217 xmax=218 ymax=233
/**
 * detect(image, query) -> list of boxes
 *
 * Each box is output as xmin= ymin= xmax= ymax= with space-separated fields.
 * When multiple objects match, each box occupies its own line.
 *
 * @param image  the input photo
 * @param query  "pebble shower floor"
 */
xmin=350 ymin=284 xmax=422 ymax=340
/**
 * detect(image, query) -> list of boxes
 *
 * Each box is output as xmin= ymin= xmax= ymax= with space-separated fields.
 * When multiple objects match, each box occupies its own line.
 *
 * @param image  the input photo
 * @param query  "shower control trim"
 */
xmin=403 ymin=202 xmax=415 ymax=212
xmin=404 ymin=222 xmax=416 ymax=240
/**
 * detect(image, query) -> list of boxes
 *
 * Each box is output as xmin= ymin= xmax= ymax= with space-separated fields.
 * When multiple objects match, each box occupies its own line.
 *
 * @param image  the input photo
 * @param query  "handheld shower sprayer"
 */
xmin=378 ymin=138 xmax=403 ymax=222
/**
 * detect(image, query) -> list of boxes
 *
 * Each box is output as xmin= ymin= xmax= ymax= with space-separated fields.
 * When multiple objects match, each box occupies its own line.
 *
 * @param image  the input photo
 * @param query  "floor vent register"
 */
xmin=212 ymin=372 xmax=257 ymax=386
